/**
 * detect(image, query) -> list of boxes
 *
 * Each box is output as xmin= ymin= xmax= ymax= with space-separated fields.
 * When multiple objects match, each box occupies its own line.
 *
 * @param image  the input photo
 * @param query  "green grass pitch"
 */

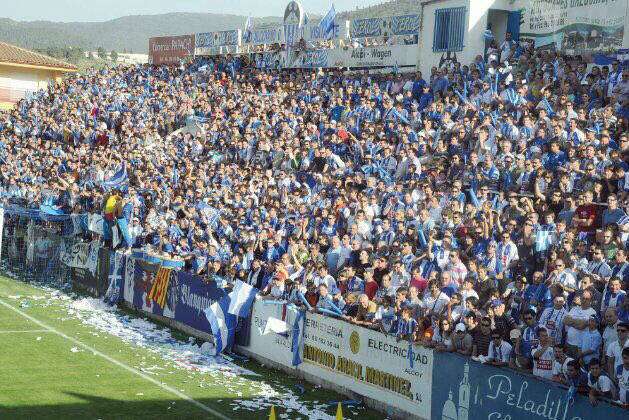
xmin=0 ymin=275 xmax=383 ymax=419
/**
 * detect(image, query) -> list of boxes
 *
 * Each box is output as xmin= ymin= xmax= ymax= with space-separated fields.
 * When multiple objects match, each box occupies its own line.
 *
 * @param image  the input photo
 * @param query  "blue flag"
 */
xmin=319 ymin=4 xmax=336 ymax=39
xmin=104 ymin=252 xmax=125 ymax=305
xmin=291 ymin=310 xmax=306 ymax=366
xmin=227 ymin=280 xmax=258 ymax=318
xmin=535 ymin=230 xmax=553 ymax=252
xmin=204 ymin=295 xmax=238 ymax=356
xmin=102 ymin=164 xmax=128 ymax=189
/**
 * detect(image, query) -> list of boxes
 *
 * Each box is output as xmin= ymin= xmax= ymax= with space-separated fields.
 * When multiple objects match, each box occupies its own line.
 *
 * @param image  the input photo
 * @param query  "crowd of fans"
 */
xmin=1 ymin=30 xmax=629 ymax=408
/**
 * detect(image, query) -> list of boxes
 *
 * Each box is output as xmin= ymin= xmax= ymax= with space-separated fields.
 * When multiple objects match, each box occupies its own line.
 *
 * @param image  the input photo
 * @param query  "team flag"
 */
xmin=204 ymin=295 xmax=238 ymax=356
xmin=148 ymin=267 xmax=172 ymax=309
xmin=227 ymin=280 xmax=258 ymax=317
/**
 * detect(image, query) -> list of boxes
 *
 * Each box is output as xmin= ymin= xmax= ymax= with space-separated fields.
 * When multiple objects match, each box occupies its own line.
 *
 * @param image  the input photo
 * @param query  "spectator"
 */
xmin=538 ymin=295 xmax=569 ymax=345
xmin=588 ymin=358 xmax=615 ymax=406
xmin=452 ymin=323 xmax=473 ymax=356
xmin=487 ymin=329 xmax=513 ymax=367
xmin=532 ymin=327 xmax=555 ymax=380
xmin=565 ymin=291 xmax=597 ymax=358
xmin=472 ymin=316 xmax=492 ymax=358
xmin=607 ymin=321 xmax=629 ymax=379
xmin=552 ymin=344 xmax=574 ymax=385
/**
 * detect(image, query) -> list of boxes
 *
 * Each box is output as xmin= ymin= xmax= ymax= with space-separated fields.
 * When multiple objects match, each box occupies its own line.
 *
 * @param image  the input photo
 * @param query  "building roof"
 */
xmin=0 ymin=41 xmax=77 ymax=71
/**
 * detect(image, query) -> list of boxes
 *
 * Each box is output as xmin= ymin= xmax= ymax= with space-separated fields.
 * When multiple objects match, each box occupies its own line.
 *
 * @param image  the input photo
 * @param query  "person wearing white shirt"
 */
xmin=424 ymin=280 xmax=450 ymax=320
xmin=587 ymin=358 xmax=615 ymax=406
xmin=602 ymin=307 xmax=619 ymax=354
xmin=607 ymin=322 xmax=629 ymax=379
xmin=564 ymin=291 xmax=597 ymax=358
xmin=538 ymin=295 xmax=568 ymax=345
xmin=460 ymin=278 xmax=480 ymax=307
xmin=616 ymin=347 xmax=629 ymax=406
xmin=487 ymin=331 xmax=513 ymax=366
xmin=552 ymin=344 xmax=574 ymax=385
xmin=312 ymin=265 xmax=336 ymax=290
xmin=549 ymin=261 xmax=577 ymax=294
xmin=532 ymin=327 xmax=555 ymax=380
xmin=496 ymin=233 xmax=519 ymax=278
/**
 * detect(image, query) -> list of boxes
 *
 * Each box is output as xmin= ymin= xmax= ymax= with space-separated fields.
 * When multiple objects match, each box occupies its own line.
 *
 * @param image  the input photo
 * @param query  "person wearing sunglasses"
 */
xmin=606 ymin=321 xmax=629 ymax=381
xmin=486 ymin=329 xmax=513 ymax=367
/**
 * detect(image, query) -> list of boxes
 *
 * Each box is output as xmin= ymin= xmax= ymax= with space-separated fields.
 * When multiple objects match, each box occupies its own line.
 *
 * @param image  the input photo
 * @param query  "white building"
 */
xmin=417 ymin=0 xmax=629 ymax=77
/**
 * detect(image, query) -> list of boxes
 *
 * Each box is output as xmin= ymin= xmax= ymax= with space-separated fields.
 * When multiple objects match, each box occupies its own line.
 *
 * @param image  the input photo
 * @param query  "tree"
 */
xmin=97 ymin=47 xmax=106 ymax=59
xmin=123 ymin=48 xmax=127 ymax=53
xmin=110 ymin=50 xmax=118 ymax=62
xmin=88 ymin=51 xmax=94 ymax=59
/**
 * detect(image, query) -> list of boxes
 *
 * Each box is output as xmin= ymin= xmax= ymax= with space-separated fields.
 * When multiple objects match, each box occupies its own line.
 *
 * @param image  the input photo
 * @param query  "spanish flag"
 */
xmin=148 ymin=267 xmax=172 ymax=309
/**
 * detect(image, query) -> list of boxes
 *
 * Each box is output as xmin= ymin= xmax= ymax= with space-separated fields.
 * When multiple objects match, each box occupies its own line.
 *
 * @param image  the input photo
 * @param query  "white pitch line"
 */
xmin=0 ymin=329 xmax=51 ymax=334
xmin=0 ymin=298 xmax=229 ymax=420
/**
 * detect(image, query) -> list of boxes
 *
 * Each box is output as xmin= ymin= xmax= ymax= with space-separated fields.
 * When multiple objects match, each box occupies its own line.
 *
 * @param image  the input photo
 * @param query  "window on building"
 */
xmin=433 ymin=7 xmax=466 ymax=52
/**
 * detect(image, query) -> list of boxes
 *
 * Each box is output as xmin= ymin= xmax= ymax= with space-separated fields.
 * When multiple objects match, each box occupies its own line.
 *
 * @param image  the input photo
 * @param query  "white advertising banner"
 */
xmin=287 ymin=44 xmax=418 ymax=68
xmin=244 ymin=300 xmax=433 ymax=417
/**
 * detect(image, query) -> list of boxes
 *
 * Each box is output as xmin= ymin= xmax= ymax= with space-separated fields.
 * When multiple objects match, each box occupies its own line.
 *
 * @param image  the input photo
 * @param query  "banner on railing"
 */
xmin=243 ymin=27 xmax=282 ymax=45
xmin=123 ymin=257 xmax=225 ymax=332
xmin=287 ymin=44 xmax=418 ymax=68
xmin=349 ymin=14 xmax=420 ymax=39
xmin=71 ymin=246 xmax=108 ymax=296
xmin=195 ymin=30 xmax=242 ymax=55
xmin=243 ymin=300 xmax=433 ymax=417
xmin=430 ymin=352 xmax=626 ymax=420
xmin=60 ymin=242 xmax=90 ymax=269
xmin=131 ymin=249 xmax=185 ymax=269
xmin=303 ymin=21 xmax=349 ymax=42
xmin=253 ymin=51 xmax=286 ymax=69
xmin=88 ymin=214 xmax=105 ymax=235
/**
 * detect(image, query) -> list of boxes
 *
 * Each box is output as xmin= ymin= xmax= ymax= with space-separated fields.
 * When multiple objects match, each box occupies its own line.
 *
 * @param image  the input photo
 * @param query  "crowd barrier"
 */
xmin=1 ymin=207 xmax=625 ymax=419
xmin=238 ymin=300 xmax=627 ymax=420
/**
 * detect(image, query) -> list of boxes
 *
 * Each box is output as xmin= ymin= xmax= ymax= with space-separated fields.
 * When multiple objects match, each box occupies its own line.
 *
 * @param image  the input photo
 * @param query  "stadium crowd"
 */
xmin=0 ymin=31 xmax=628 ymax=408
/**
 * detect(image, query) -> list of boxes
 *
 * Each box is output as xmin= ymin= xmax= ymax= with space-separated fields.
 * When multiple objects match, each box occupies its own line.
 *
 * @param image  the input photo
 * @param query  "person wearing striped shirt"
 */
xmin=396 ymin=306 xmax=417 ymax=342
xmin=538 ymin=295 xmax=568 ymax=345
xmin=616 ymin=347 xmax=629 ymax=407
xmin=601 ymin=277 xmax=626 ymax=318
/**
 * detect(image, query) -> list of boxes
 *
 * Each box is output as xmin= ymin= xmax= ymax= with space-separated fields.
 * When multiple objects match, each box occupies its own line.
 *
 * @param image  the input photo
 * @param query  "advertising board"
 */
xmin=148 ymin=35 xmax=195 ymax=65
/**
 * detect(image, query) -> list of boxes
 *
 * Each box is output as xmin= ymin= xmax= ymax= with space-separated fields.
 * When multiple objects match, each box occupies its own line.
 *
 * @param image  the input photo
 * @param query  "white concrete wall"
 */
xmin=418 ymin=0 xmax=520 ymax=77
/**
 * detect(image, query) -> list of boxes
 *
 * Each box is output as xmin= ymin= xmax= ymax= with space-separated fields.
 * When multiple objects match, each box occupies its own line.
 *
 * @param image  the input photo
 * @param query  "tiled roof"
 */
xmin=0 ymin=41 xmax=77 ymax=71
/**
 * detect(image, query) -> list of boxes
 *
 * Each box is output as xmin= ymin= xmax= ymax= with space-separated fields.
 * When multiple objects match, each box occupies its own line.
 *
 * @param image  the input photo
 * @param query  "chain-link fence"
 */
xmin=0 ymin=208 xmax=102 ymax=291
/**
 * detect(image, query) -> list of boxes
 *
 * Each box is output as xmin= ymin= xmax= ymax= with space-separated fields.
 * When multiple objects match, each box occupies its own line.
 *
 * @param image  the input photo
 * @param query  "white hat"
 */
xmin=455 ymin=324 xmax=466 ymax=332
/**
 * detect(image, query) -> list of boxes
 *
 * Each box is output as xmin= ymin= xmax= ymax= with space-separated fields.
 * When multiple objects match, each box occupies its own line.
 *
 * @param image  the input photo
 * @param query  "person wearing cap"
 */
xmin=452 ymin=322 xmax=473 ymax=355
xmin=488 ymin=299 xmax=517 ymax=342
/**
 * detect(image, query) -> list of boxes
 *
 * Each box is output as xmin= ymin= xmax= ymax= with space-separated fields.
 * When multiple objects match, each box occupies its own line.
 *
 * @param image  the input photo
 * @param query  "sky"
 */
xmin=4 ymin=0 xmax=387 ymax=22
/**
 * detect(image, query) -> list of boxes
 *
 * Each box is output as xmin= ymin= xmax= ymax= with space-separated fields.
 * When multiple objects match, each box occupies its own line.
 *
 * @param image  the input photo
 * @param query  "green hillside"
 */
xmin=0 ymin=1 xmax=420 ymax=53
